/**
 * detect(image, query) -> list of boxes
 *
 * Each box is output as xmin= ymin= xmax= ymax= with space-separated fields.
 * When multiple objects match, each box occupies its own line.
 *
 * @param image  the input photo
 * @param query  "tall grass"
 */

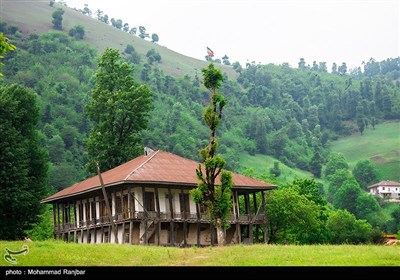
xmin=1 ymin=241 xmax=399 ymax=266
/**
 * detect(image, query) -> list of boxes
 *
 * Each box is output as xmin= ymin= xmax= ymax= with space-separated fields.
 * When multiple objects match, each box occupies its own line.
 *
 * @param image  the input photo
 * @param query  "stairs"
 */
xmin=139 ymin=220 xmax=157 ymax=244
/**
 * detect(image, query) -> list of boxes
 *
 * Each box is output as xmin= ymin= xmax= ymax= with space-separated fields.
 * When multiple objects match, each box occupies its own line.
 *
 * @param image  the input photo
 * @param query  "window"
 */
xmin=78 ymin=203 xmax=83 ymax=223
xmin=165 ymin=194 xmax=174 ymax=213
xmin=116 ymin=195 xmax=122 ymax=214
xmin=91 ymin=201 xmax=96 ymax=221
xmin=85 ymin=202 xmax=90 ymax=221
xmin=179 ymin=193 xmax=190 ymax=214
xmin=145 ymin=192 xmax=155 ymax=211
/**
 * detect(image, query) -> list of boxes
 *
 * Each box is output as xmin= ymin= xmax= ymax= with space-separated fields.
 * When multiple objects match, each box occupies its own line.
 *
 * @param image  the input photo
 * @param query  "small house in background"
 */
xmin=367 ymin=180 xmax=400 ymax=201
xmin=42 ymin=148 xmax=276 ymax=246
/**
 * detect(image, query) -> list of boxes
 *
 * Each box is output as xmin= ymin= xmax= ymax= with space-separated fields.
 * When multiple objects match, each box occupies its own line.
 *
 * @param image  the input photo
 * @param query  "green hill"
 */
xmin=237 ymin=152 xmax=315 ymax=183
xmin=2 ymin=1 xmax=237 ymax=79
xmin=331 ymin=121 xmax=400 ymax=182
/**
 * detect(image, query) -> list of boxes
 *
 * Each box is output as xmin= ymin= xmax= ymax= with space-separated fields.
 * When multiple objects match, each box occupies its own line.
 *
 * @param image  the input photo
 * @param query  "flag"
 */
xmin=207 ymin=47 xmax=214 ymax=57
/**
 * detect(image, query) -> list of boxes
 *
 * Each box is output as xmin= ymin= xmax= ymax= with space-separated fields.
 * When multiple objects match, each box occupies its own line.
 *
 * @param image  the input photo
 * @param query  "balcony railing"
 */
xmin=56 ymin=211 xmax=266 ymax=232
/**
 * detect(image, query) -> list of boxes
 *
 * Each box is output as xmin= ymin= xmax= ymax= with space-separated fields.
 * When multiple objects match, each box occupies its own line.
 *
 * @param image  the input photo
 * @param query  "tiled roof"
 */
xmin=367 ymin=180 xmax=400 ymax=189
xmin=42 ymin=150 xmax=276 ymax=203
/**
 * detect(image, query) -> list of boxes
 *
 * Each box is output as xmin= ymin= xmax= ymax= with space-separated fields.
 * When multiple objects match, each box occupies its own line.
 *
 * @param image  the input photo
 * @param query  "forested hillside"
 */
xmin=1 ymin=1 xmax=399 ymax=189
xmin=1 ymin=1 xmax=399 ymax=241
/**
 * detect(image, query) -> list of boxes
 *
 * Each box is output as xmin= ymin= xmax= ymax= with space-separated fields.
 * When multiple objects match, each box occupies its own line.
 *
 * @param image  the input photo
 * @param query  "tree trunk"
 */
xmin=216 ymin=218 xmax=225 ymax=246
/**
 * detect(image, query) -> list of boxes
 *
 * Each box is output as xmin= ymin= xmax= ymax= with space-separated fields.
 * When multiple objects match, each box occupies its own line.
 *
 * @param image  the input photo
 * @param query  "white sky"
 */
xmin=65 ymin=0 xmax=399 ymax=70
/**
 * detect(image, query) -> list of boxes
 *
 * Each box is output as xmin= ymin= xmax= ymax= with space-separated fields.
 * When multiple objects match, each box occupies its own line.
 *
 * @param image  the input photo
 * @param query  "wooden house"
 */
xmin=42 ymin=149 xmax=276 ymax=246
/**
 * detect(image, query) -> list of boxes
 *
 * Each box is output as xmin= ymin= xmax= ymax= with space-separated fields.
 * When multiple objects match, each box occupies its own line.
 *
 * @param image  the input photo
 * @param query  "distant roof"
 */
xmin=367 ymin=180 xmax=400 ymax=189
xmin=43 ymin=150 xmax=276 ymax=203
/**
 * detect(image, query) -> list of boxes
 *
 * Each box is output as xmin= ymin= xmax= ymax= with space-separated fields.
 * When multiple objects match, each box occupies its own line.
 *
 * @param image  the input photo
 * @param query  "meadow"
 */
xmin=1 ymin=240 xmax=399 ymax=266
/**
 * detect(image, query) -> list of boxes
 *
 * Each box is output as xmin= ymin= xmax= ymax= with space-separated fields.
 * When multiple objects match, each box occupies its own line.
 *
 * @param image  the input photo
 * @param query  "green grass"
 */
xmin=238 ymin=152 xmax=317 ymax=184
xmin=1 ymin=241 xmax=399 ymax=266
xmin=331 ymin=121 xmax=400 ymax=181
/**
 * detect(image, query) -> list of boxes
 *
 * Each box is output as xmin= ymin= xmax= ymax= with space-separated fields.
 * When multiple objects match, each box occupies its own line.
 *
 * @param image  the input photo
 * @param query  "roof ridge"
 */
xmin=124 ymin=150 xmax=160 ymax=180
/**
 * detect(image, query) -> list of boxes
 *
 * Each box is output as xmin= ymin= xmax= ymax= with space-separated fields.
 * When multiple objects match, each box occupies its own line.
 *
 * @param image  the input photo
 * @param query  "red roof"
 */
xmin=43 ymin=150 xmax=276 ymax=203
xmin=367 ymin=180 xmax=400 ymax=189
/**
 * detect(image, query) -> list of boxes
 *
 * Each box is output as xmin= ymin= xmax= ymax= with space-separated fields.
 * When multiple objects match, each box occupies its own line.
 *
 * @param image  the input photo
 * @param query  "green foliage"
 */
xmin=24 ymin=204 xmax=54 ymax=240
xmin=269 ymin=161 xmax=281 ymax=177
xmin=355 ymin=192 xmax=381 ymax=219
xmin=326 ymin=209 xmax=372 ymax=244
xmin=291 ymin=178 xmax=327 ymax=206
xmin=69 ymin=25 xmax=85 ymax=40
xmin=0 ymin=32 xmax=16 ymax=76
xmin=323 ymin=152 xmax=349 ymax=179
xmin=51 ymin=8 xmax=64 ymax=30
xmin=352 ymin=159 xmax=380 ymax=190
xmin=86 ymin=48 xmax=153 ymax=173
xmin=0 ymin=84 xmax=49 ymax=240
xmin=191 ymin=63 xmax=233 ymax=245
xmin=266 ymin=186 xmax=330 ymax=244
xmin=146 ymin=48 xmax=161 ymax=64
xmin=333 ymin=180 xmax=361 ymax=215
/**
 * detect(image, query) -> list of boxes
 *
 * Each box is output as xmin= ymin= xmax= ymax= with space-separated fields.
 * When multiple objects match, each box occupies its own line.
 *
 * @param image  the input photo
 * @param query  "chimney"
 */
xmin=144 ymin=146 xmax=154 ymax=156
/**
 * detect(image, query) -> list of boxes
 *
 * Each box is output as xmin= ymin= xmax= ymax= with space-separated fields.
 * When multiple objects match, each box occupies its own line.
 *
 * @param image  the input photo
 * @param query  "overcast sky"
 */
xmin=65 ymin=0 xmax=399 ymax=70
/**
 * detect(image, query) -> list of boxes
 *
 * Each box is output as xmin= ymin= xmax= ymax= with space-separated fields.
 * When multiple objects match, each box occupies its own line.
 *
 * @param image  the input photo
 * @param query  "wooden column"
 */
xmin=168 ymin=187 xmax=174 ymax=246
xmin=154 ymin=186 xmax=161 ymax=246
xmin=210 ymin=224 xmax=214 ymax=246
xmin=180 ymin=188 xmax=187 ymax=247
xmin=253 ymin=192 xmax=258 ymax=242
xmin=261 ymin=191 xmax=267 ymax=243
xmin=142 ymin=186 xmax=148 ymax=245
xmin=196 ymin=203 xmax=200 ymax=247
xmin=245 ymin=193 xmax=253 ymax=244
xmin=73 ymin=202 xmax=77 ymax=229
xmin=129 ymin=221 xmax=133 ymax=244
xmin=52 ymin=203 xmax=57 ymax=238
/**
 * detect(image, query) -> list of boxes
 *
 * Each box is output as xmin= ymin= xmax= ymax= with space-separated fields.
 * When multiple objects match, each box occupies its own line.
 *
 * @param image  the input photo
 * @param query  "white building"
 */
xmin=367 ymin=180 xmax=400 ymax=200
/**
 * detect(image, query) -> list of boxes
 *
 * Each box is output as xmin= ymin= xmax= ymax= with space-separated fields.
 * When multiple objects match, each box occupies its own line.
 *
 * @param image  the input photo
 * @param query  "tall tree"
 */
xmin=190 ymin=63 xmax=233 ymax=246
xmin=0 ymin=84 xmax=49 ymax=240
xmin=86 ymin=48 xmax=153 ymax=173
xmin=352 ymin=159 xmax=380 ymax=190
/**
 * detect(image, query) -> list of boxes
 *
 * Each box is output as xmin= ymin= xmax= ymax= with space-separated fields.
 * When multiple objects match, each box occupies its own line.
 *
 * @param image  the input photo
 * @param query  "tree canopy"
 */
xmin=86 ymin=48 xmax=153 ymax=173
xmin=0 ymin=84 xmax=49 ymax=240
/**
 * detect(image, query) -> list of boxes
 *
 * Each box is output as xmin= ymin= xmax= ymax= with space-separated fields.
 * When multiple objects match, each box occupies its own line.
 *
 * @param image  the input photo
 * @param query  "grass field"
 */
xmin=1 ymin=241 xmax=399 ymax=266
xmin=238 ymin=152 xmax=314 ymax=182
xmin=332 ymin=121 xmax=400 ymax=181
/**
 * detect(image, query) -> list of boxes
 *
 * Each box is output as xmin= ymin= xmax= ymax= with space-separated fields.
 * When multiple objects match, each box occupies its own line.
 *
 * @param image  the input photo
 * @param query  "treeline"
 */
xmin=54 ymin=1 xmax=160 ymax=43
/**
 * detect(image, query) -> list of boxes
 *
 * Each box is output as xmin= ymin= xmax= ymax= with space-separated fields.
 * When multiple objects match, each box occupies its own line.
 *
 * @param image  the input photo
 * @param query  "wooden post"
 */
xmin=73 ymin=202 xmax=77 ymax=229
xmin=154 ymin=187 xmax=161 ymax=246
xmin=196 ymin=203 xmax=200 ymax=247
xmin=52 ymin=203 xmax=57 ymax=238
xmin=129 ymin=221 xmax=133 ymax=244
xmin=168 ymin=188 xmax=174 ymax=246
xmin=261 ymin=191 xmax=267 ymax=243
xmin=252 ymin=192 xmax=258 ymax=242
xmin=142 ymin=186 xmax=148 ymax=245
xmin=180 ymin=188 xmax=187 ymax=246
xmin=96 ymin=162 xmax=118 ymax=244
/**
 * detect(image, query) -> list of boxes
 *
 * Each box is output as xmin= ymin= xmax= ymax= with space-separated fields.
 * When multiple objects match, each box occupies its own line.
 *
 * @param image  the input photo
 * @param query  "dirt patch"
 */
xmin=370 ymin=155 xmax=387 ymax=164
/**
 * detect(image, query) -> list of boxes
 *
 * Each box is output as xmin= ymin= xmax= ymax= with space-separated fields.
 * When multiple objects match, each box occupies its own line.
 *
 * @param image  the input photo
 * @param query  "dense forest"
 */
xmin=0 ymin=1 xmax=399 ymax=243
